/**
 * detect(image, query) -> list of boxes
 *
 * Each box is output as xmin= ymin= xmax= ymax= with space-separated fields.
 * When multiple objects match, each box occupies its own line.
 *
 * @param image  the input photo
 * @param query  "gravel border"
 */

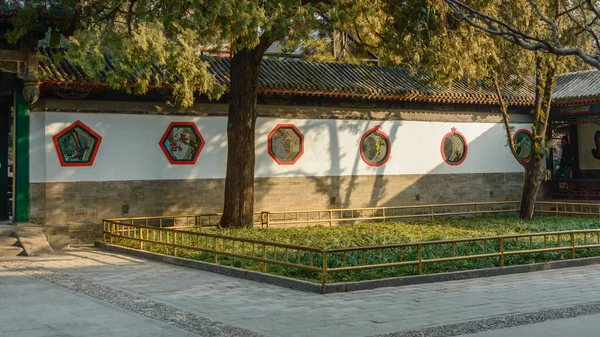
xmin=372 ymin=302 xmax=600 ymax=336
xmin=0 ymin=261 xmax=262 ymax=337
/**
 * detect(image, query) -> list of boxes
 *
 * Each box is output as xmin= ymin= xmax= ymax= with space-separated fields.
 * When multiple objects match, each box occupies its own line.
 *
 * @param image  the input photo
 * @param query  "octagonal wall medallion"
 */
xmin=441 ymin=127 xmax=468 ymax=166
xmin=360 ymin=126 xmax=391 ymax=167
xmin=159 ymin=122 xmax=205 ymax=165
xmin=52 ymin=120 xmax=103 ymax=167
xmin=268 ymin=124 xmax=304 ymax=165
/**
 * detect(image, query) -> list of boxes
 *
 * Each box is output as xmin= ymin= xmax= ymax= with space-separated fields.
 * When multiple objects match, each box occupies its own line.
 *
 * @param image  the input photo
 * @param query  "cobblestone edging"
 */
xmin=0 ymin=261 xmax=262 ymax=337
xmin=373 ymin=301 xmax=600 ymax=337
xmin=97 ymin=241 xmax=600 ymax=294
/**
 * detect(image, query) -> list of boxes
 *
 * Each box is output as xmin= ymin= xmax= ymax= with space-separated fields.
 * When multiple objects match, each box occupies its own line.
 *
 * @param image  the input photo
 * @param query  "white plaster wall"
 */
xmin=577 ymin=123 xmax=600 ymax=170
xmin=30 ymin=111 xmax=528 ymax=183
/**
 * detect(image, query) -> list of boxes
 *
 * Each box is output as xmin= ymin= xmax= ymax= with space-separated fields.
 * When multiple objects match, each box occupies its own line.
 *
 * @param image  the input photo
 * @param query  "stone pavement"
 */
xmin=3 ymin=248 xmax=600 ymax=337
xmin=0 ymin=268 xmax=205 ymax=337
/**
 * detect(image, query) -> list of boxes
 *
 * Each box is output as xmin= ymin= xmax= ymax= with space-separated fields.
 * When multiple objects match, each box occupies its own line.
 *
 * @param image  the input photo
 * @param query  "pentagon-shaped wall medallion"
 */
xmin=52 ymin=120 xmax=102 ymax=167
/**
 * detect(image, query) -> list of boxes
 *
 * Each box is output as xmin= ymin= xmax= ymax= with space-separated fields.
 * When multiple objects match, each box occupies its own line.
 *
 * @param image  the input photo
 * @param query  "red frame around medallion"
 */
xmin=360 ymin=125 xmax=391 ymax=167
xmin=512 ymin=129 xmax=533 ymax=162
xmin=440 ymin=128 xmax=468 ymax=166
xmin=159 ymin=122 xmax=205 ymax=165
xmin=52 ymin=120 xmax=103 ymax=167
xmin=267 ymin=124 xmax=305 ymax=165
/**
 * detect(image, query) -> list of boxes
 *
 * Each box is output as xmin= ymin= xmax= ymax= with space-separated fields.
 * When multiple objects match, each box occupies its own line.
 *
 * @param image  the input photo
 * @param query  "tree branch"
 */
xmin=445 ymin=0 xmax=600 ymax=70
xmin=493 ymin=73 xmax=527 ymax=168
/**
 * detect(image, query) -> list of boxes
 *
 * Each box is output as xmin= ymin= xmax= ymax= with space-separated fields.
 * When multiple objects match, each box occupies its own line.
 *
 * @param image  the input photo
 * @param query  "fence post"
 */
xmin=382 ymin=208 xmax=386 ymax=223
xmin=110 ymin=222 xmax=114 ymax=244
xmin=172 ymin=232 xmax=177 ymax=256
xmin=322 ymin=251 xmax=328 ymax=286
xmin=571 ymin=232 xmax=576 ymax=259
xmin=261 ymin=212 xmax=270 ymax=228
xmin=213 ymin=237 xmax=218 ymax=264
xmin=262 ymin=244 xmax=267 ymax=272
xmin=329 ymin=211 xmax=333 ymax=227
xmin=499 ymin=237 xmax=504 ymax=267
xmin=139 ymin=228 xmax=143 ymax=250
xmin=430 ymin=206 xmax=434 ymax=221
xmin=417 ymin=244 xmax=423 ymax=275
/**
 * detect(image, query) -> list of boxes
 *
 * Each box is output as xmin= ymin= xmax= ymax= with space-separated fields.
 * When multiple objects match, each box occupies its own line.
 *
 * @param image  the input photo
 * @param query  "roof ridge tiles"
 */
xmin=34 ymin=50 xmax=600 ymax=105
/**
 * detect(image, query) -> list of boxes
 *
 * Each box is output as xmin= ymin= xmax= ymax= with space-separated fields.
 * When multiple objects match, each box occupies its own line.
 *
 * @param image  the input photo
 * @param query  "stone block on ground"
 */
xmin=12 ymin=228 xmax=55 ymax=256
xmin=46 ymin=234 xmax=70 ymax=251
xmin=0 ymin=236 xmax=18 ymax=246
xmin=0 ymin=246 xmax=24 ymax=257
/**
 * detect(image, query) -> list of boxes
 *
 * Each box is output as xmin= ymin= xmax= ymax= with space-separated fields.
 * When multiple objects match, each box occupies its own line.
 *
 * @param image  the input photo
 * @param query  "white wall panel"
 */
xmin=30 ymin=111 xmax=528 ymax=182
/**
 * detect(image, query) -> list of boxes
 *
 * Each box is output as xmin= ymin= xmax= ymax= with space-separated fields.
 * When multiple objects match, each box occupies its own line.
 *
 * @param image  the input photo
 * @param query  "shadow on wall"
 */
xmin=30 ymin=112 xmax=531 ymax=226
xmin=252 ymin=119 xmax=530 ymax=212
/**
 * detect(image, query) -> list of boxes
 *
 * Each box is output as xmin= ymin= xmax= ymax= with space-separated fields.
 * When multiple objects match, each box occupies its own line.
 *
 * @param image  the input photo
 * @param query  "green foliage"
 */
xmin=7 ymin=0 xmax=468 ymax=107
xmin=114 ymin=215 xmax=600 ymax=282
xmin=205 ymin=215 xmax=600 ymax=248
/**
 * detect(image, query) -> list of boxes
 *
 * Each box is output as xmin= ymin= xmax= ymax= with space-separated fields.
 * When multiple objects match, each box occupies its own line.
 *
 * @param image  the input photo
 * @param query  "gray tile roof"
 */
xmin=206 ymin=57 xmax=535 ymax=105
xmin=37 ymin=47 xmax=600 ymax=106
xmin=554 ymin=70 xmax=600 ymax=103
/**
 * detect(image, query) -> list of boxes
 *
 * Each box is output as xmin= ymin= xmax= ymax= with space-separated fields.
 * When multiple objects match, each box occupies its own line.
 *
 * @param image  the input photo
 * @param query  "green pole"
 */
xmin=14 ymin=87 xmax=29 ymax=223
xmin=0 ymin=104 xmax=8 ymax=220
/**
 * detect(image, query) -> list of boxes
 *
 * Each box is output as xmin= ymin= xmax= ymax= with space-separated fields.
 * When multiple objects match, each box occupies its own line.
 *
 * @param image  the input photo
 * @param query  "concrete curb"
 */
xmin=96 ymin=242 xmax=600 ymax=294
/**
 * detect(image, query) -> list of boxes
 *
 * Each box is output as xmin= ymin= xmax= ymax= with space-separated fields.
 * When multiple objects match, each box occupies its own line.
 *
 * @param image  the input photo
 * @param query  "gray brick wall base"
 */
xmin=32 ymin=173 xmax=529 ymax=225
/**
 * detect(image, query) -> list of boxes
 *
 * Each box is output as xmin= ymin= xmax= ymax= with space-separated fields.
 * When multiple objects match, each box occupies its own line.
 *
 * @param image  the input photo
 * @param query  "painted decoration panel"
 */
xmin=513 ymin=129 xmax=533 ymax=161
xmin=441 ymin=128 xmax=468 ymax=165
xmin=52 ymin=121 xmax=102 ymax=167
xmin=268 ymin=124 xmax=304 ymax=165
xmin=360 ymin=126 xmax=390 ymax=166
xmin=159 ymin=122 xmax=204 ymax=165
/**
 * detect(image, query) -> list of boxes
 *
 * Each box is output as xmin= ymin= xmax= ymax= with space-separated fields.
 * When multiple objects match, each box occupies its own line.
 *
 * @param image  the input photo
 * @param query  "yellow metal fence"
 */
xmin=102 ymin=201 xmax=600 ymax=231
xmin=102 ymin=220 xmax=323 ymax=275
xmin=101 ymin=200 xmax=600 ymax=288
xmin=260 ymin=201 xmax=600 ymax=227
xmin=105 ymin=213 xmax=263 ymax=229
xmin=102 ymin=219 xmax=600 ymax=287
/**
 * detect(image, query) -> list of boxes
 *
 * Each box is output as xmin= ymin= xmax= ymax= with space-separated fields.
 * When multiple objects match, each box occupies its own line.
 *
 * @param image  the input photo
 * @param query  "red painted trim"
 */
xmin=359 ymin=126 xmax=391 ymax=167
xmin=267 ymin=124 xmax=304 ymax=165
xmin=159 ymin=122 xmax=205 ymax=165
xmin=52 ymin=120 xmax=103 ymax=167
xmin=441 ymin=128 xmax=468 ymax=166
xmin=513 ymin=129 xmax=533 ymax=162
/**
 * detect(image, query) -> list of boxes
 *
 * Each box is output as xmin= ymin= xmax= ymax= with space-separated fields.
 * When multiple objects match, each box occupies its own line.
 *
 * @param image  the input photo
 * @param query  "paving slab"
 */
xmin=0 ymin=267 xmax=203 ymax=337
xmin=4 ymin=248 xmax=600 ymax=336
xmin=12 ymin=227 xmax=54 ymax=256
xmin=0 ymin=246 xmax=23 ymax=256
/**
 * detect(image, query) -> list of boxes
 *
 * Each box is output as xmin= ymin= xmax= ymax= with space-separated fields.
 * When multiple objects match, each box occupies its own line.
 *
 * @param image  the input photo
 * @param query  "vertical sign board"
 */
xmin=0 ymin=104 xmax=8 ymax=220
xmin=13 ymin=89 xmax=29 ymax=222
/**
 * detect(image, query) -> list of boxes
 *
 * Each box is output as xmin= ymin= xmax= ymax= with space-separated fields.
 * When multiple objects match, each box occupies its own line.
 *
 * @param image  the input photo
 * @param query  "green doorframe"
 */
xmin=13 ymin=86 xmax=29 ymax=223
xmin=0 ymin=102 xmax=8 ymax=221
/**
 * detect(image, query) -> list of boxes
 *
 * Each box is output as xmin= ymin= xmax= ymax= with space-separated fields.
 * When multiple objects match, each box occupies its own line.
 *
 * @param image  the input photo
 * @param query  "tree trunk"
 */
xmin=219 ymin=45 xmax=269 ymax=228
xmin=519 ymin=158 xmax=545 ymax=219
